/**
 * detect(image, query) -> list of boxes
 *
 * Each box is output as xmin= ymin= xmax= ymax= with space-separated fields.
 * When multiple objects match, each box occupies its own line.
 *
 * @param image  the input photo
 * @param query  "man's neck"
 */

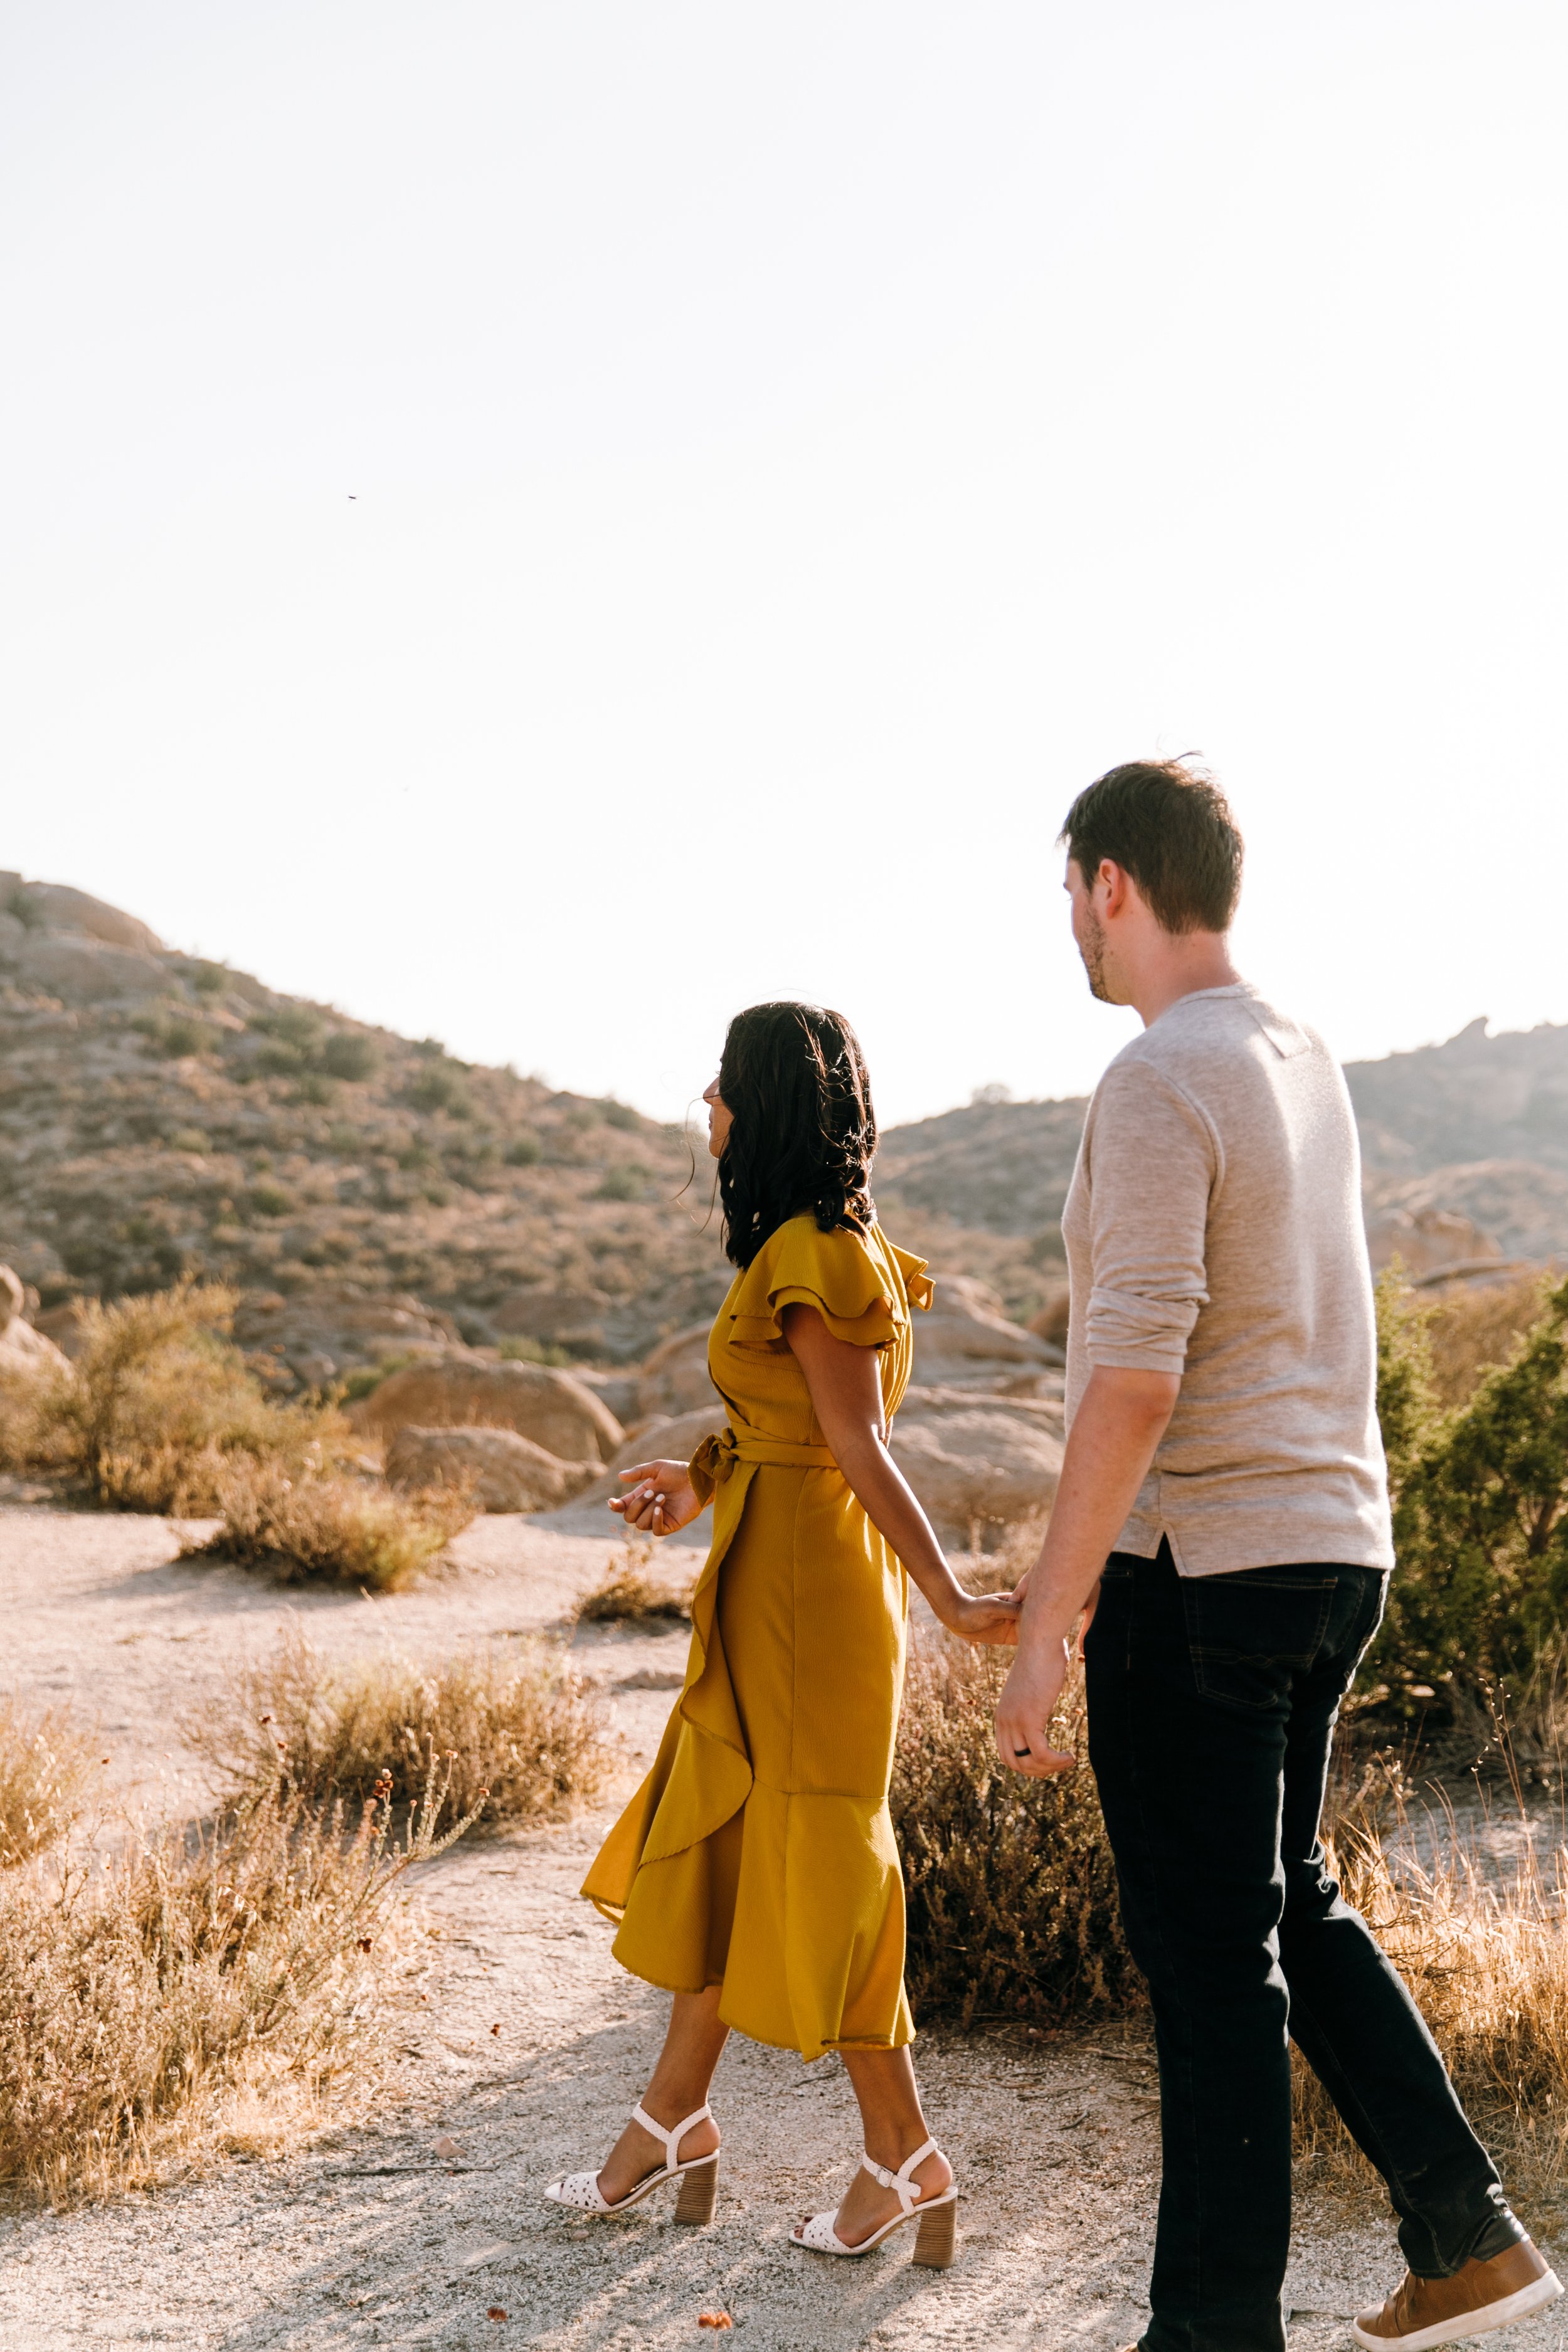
xmin=1126 ymin=935 xmax=1241 ymax=1029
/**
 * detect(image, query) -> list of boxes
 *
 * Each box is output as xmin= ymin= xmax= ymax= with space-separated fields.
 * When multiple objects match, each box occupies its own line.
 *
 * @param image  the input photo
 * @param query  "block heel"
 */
xmin=912 ymin=2198 xmax=956 ymax=2269
xmin=674 ymin=2158 xmax=719 ymax=2225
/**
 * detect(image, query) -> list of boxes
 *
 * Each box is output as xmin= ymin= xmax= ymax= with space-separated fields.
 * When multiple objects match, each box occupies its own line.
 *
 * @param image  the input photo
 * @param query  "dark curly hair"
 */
xmin=715 ymin=1002 xmax=877 ymax=1269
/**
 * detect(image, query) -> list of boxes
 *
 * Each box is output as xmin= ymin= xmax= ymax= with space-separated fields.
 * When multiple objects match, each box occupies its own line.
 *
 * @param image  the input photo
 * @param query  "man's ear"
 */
xmin=1095 ymin=858 xmax=1131 ymax=918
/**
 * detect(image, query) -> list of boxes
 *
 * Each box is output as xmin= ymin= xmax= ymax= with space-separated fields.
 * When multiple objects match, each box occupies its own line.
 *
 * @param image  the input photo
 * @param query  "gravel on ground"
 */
xmin=0 ymin=1502 xmax=1562 ymax=2352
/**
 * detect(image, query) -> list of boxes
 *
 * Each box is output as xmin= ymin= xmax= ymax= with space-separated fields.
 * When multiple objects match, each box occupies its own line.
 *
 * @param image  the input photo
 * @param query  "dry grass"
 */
xmin=184 ymin=1625 xmax=610 ymax=1826
xmin=1424 ymin=1271 xmax=1554 ymax=1411
xmin=0 ymin=1698 xmax=103 ymax=1868
xmin=1296 ymin=1766 xmax=1568 ymax=2207
xmin=182 ymin=1457 xmax=475 ymax=1591
xmin=576 ymin=1540 xmax=696 ymax=1624
xmin=0 ymin=1757 xmax=477 ymax=2206
xmin=892 ymin=1639 xmax=1140 ymax=2028
xmin=1 ymin=1281 xmax=342 ymax=1513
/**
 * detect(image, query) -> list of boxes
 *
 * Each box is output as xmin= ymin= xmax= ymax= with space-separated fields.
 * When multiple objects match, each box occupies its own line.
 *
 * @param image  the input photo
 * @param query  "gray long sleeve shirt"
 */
xmin=1061 ymin=982 xmax=1394 ymax=1576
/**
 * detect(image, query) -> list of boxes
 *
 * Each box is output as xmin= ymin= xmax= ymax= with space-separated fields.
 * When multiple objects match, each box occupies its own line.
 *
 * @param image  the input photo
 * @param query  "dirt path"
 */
xmin=0 ymin=1503 xmax=1562 ymax=2352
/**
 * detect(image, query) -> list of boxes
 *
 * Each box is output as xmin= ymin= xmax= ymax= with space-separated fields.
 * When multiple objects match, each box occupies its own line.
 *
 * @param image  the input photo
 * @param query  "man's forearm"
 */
xmin=1018 ymin=1367 xmax=1179 ymax=1646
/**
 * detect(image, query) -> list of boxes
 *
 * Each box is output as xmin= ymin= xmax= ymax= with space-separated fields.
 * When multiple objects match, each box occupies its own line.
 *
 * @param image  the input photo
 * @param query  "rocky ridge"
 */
xmin=0 ymin=872 xmax=731 ymax=1379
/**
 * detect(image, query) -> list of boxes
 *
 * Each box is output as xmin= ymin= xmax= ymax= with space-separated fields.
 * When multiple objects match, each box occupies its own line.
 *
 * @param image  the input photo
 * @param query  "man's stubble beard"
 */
xmin=1078 ymin=905 xmax=1112 ymax=1002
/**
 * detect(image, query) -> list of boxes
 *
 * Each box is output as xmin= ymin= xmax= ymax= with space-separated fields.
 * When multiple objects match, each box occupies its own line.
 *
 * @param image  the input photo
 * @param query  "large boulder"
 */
xmin=1364 ymin=1200 xmax=1501 ymax=1279
xmin=9 ymin=936 xmax=169 ymax=1003
xmin=0 ymin=1263 xmax=70 ymax=1382
xmin=349 ymin=1354 xmax=624 ymax=1463
xmin=3 ymin=881 xmax=164 ymax=955
xmin=570 ymin=1366 xmax=642 ymax=1426
xmin=914 ymin=1274 xmax=1061 ymax=1387
xmin=385 ymin=1424 xmax=598 ymax=1512
xmin=891 ymin=1387 xmax=1065 ymax=1545
xmin=635 ymin=1322 xmax=719 ymax=1420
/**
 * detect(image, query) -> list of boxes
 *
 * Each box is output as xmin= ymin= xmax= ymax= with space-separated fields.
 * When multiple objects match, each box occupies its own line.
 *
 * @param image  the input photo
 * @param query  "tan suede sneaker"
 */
xmin=1352 ymin=2238 xmax=1562 ymax=2350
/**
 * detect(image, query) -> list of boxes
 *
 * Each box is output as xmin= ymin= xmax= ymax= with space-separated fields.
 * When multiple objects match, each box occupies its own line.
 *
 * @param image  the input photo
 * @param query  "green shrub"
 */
xmin=156 ymin=1015 xmax=218 ymax=1059
xmin=595 ymin=1165 xmax=645 ymax=1202
xmin=504 ymin=1133 xmax=542 ymax=1167
xmin=1367 ymin=1271 xmax=1568 ymax=1707
xmin=406 ymin=1064 xmax=469 ymax=1116
xmin=497 ymin=1335 xmax=573 ymax=1367
xmin=334 ymin=1352 xmax=422 ymax=1405
xmin=891 ymin=1640 xmax=1140 ymax=2028
xmin=320 ymin=1032 xmax=379 ymax=1083
xmin=248 ymin=1179 xmax=294 ymax=1217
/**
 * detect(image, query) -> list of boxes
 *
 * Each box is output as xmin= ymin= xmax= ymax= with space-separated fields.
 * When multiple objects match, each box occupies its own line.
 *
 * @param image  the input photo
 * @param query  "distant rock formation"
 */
xmin=348 ymin=1355 xmax=624 ymax=1464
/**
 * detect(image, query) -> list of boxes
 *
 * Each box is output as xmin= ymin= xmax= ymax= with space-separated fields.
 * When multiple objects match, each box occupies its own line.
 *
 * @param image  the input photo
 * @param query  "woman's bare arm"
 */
xmin=780 ymin=1302 xmax=1018 ymax=1647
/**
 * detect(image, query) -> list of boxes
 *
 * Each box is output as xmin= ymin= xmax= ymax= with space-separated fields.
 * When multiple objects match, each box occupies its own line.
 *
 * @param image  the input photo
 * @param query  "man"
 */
xmin=995 ymin=760 xmax=1560 ymax=2352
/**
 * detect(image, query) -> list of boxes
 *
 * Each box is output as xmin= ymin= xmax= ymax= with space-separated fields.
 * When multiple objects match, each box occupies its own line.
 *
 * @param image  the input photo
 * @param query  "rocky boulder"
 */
xmin=6 ymin=935 xmax=169 ymax=1004
xmin=0 ymin=1263 xmax=70 ymax=1382
xmin=0 ymin=879 xmax=164 ymax=955
xmin=385 ymin=1424 xmax=599 ymax=1512
xmin=1364 ymin=1200 xmax=1501 ymax=1279
xmin=914 ymin=1274 xmax=1062 ymax=1387
xmin=635 ymin=1323 xmax=719 ymax=1421
xmin=349 ymin=1354 xmax=624 ymax=1463
xmin=890 ymin=1386 xmax=1065 ymax=1545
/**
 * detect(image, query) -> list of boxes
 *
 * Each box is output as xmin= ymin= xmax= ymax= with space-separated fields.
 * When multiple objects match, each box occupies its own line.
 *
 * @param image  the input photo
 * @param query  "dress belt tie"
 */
xmin=691 ymin=1426 xmax=837 ymax=1485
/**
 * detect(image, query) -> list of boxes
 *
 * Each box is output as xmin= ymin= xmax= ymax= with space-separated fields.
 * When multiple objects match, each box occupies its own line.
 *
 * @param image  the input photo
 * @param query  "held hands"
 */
xmin=931 ymin=1583 xmax=1022 ymax=1648
xmin=610 ymin=1459 xmax=704 ymax=1537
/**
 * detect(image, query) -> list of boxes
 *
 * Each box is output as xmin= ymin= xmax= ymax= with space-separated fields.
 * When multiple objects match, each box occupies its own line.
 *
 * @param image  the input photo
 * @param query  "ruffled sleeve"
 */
xmin=889 ymin=1241 xmax=933 ymax=1314
xmin=728 ymin=1217 xmax=908 ymax=1351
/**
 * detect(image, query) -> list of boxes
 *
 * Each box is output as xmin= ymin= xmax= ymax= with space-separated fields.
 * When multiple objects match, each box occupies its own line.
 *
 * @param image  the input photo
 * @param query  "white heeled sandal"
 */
xmin=543 ymin=2101 xmax=719 ymax=2225
xmin=790 ymin=2137 xmax=957 ymax=2268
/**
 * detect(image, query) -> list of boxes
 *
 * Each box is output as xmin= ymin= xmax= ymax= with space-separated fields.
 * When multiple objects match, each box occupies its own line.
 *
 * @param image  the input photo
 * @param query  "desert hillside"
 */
xmin=4 ymin=872 xmax=1566 ymax=1377
xmin=0 ymin=873 xmax=731 ymax=1377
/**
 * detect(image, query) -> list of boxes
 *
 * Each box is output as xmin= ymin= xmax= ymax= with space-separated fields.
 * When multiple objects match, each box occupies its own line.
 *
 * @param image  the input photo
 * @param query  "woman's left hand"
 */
xmin=934 ymin=1587 xmax=1022 ymax=1648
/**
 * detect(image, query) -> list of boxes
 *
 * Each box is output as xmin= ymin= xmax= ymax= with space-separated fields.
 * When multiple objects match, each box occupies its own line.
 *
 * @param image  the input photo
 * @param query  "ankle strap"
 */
xmin=632 ymin=2100 xmax=711 ymax=2170
xmin=861 ymin=2137 xmax=941 ymax=2213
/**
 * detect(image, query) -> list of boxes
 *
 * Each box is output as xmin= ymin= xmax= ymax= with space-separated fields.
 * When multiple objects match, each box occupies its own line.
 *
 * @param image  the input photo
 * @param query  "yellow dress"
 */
xmin=580 ymin=1214 xmax=933 ymax=2062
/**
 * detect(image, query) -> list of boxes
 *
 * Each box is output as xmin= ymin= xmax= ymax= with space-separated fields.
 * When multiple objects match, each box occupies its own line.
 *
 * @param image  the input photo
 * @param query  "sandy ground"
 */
xmin=0 ymin=1500 xmax=1564 ymax=2352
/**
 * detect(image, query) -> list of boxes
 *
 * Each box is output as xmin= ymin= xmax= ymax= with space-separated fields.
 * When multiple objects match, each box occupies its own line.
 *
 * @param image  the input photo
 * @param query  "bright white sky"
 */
xmin=3 ymin=1 xmax=1565 ymax=1126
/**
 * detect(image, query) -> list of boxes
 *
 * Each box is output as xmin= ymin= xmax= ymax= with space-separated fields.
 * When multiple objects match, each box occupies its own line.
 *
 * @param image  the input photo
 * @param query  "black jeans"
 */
xmin=1084 ymin=1542 xmax=1520 ymax=2352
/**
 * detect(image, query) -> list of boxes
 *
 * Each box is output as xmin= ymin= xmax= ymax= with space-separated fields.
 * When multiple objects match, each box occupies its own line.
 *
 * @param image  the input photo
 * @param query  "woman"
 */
xmin=544 ymin=1002 xmax=1018 ymax=2264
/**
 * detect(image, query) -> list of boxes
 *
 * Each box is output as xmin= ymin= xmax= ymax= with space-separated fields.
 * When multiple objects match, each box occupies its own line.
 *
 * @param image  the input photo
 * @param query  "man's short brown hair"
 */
xmin=1059 ymin=758 xmax=1243 ymax=935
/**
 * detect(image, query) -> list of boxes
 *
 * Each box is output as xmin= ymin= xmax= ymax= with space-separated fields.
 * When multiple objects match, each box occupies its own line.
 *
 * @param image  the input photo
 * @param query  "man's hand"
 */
xmin=994 ymin=1636 xmax=1076 ymax=1776
xmin=611 ymin=1459 xmax=703 ymax=1535
xmin=991 ymin=1365 xmax=1179 ymax=1777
